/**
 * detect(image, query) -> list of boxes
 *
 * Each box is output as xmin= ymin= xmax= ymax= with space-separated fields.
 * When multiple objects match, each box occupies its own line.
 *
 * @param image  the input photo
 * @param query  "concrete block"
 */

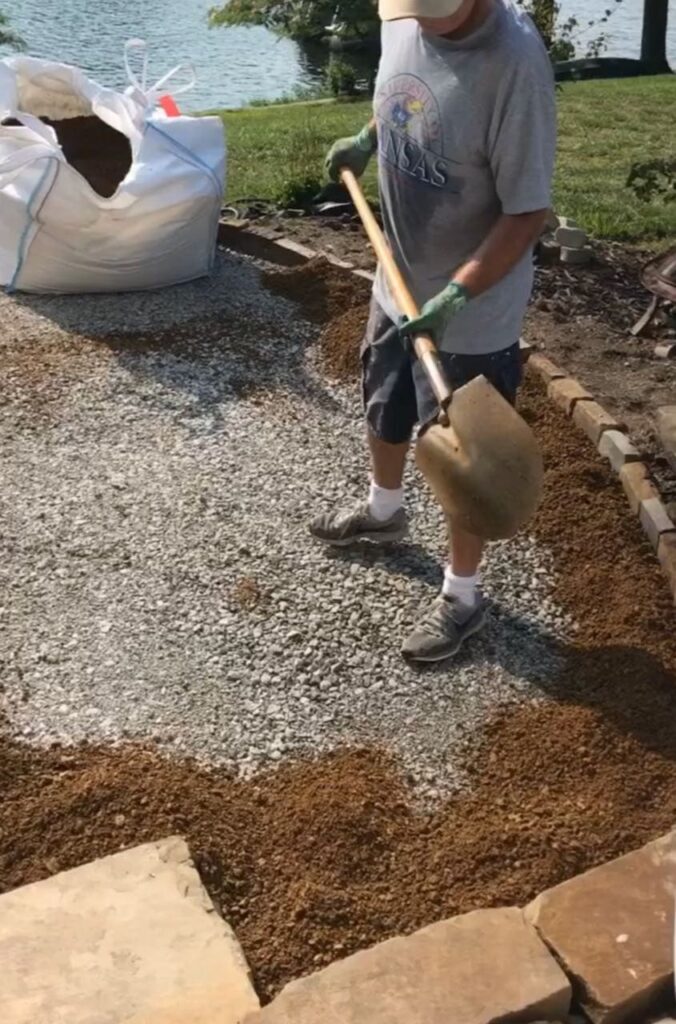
xmin=560 ymin=245 xmax=593 ymax=266
xmin=245 ymin=907 xmax=571 ymax=1024
xmin=596 ymin=429 xmax=640 ymax=471
xmin=548 ymin=377 xmax=594 ymax=415
xmin=656 ymin=406 xmax=676 ymax=474
xmin=657 ymin=532 xmax=676 ymax=605
xmin=640 ymin=497 xmax=676 ymax=551
xmin=218 ymin=221 xmax=309 ymax=266
xmin=538 ymin=238 xmax=562 ymax=264
xmin=530 ymin=352 xmax=567 ymax=384
xmin=555 ymin=224 xmax=588 ymax=248
xmin=0 ymin=836 xmax=259 ymax=1024
xmin=619 ymin=461 xmax=660 ymax=515
xmin=573 ymin=402 xmax=625 ymax=446
xmin=526 ymin=831 xmax=676 ymax=1024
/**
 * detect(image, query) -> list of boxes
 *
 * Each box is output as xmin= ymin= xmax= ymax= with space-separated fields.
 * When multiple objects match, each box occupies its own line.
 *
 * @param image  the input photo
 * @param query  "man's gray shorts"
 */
xmin=361 ymin=299 xmax=523 ymax=445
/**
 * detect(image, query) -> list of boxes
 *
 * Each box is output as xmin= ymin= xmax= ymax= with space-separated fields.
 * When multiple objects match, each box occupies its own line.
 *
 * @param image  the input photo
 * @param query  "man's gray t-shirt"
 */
xmin=372 ymin=0 xmax=556 ymax=354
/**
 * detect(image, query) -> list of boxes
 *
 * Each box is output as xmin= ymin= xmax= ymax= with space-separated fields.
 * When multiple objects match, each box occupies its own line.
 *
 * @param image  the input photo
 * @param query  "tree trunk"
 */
xmin=640 ymin=0 xmax=671 ymax=72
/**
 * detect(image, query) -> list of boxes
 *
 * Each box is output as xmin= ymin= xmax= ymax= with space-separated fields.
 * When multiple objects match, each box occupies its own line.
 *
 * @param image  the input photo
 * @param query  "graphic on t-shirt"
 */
xmin=375 ymin=73 xmax=464 ymax=194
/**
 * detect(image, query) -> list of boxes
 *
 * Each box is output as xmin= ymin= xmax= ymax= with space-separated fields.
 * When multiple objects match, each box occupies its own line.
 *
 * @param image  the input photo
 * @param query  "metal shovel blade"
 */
xmin=415 ymin=375 xmax=544 ymax=540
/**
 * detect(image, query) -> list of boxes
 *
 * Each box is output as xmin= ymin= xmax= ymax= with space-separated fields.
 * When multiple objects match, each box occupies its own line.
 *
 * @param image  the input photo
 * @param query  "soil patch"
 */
xmin=234 ymin=207 xmax=376 ymax=272
xmin=524 ymin=308 xmax=676 ymax=510
xmin=318 ymin=304 xmax=369 ymax=382
xmin=260 ymin=256 xmax=368 ymax=385
xmin=262 ymin=255 xmax=371 ymax=324
xmin=521 ymin=372 xmax=675 ymax=659
xmin=3 ymin=376 xmax=676 ymax=1002
xmin=262 ymin=255 xmax=371 ymax=383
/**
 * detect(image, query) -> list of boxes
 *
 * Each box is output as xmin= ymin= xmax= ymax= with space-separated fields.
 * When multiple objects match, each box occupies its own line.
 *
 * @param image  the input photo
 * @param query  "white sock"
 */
xmin=442 ymin=567 xmax=479 ymax=608
xmin=368 ymin=479 xmax=404 ymax=522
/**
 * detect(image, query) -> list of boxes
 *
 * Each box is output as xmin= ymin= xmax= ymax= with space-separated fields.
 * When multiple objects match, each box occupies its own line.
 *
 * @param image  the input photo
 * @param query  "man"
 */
xmin=310 ymin=0 xmax=556 ymax=663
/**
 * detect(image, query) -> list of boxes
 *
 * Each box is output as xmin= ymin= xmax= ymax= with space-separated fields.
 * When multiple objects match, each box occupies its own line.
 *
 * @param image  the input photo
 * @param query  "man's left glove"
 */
xmin=324 ymin=125 xmax=376 ymax=183
xmin=400 ymin=281 xmax=469 ymax=341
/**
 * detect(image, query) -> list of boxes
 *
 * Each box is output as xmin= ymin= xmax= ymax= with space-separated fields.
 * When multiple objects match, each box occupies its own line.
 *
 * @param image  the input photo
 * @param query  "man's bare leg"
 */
xmin=368 ymin=430 xmax=409 ymax=490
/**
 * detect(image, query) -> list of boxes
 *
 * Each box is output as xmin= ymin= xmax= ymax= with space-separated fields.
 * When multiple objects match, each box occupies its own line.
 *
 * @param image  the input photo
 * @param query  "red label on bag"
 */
xmin=159 ymin=95 xmax=180 ymax=117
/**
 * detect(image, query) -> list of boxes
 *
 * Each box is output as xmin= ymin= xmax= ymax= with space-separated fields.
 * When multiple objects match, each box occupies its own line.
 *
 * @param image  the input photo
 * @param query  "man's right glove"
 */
xmin=324 ymin=124 xmax=376 ymax=183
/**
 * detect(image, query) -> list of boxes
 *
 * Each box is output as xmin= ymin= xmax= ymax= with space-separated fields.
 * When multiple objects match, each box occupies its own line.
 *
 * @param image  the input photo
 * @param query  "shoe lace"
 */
xmin=420 ymin=596 xmax=459 ymax=636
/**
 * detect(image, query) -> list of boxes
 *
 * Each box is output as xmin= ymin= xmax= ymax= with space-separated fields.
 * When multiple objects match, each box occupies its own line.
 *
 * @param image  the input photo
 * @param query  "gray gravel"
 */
xmin=0 ymin=251 xmax=574 ymax=800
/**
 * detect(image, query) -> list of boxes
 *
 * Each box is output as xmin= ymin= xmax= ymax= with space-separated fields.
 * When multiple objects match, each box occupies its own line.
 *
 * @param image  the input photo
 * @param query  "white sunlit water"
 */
xmin=4 ymin=0 xmax=675 ymax=111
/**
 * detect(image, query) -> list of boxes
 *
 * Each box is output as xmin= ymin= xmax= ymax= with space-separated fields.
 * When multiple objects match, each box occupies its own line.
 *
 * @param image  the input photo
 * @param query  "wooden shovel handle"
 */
xmin=340 ymin=168 xmax=453 ymax=409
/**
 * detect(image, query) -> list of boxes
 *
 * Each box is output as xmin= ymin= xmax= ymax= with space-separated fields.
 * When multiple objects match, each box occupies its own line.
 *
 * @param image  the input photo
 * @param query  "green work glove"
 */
xmin=324 ymin=124 xmax=376 ymax=183
xmin=400 ymin=281 xmax=470 ymax=341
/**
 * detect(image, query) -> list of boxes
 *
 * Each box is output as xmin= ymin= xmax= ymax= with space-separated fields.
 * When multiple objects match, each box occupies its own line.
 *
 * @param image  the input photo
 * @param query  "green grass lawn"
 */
xmin=213 ymin=74 xmax=676 ymax=244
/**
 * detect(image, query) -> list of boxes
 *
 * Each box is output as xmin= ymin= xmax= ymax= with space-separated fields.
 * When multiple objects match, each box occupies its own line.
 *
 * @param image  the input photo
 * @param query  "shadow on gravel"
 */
xmin=11 ymin=293 xmax=340 ymax=427
xmin=323 ymin=541 xmax=442 ymax=587
xmin=418 ymin=602 xmax=676 ymax=766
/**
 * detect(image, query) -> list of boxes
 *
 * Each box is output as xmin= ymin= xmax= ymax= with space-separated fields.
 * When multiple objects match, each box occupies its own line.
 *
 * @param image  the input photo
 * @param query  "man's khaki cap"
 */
xmin=379 ymin=0 xmax=465 ymax=20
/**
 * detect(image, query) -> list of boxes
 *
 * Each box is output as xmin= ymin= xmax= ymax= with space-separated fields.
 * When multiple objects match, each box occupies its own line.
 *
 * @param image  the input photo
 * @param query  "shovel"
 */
xmin=341 ymin=168 xmax=544 ymax=541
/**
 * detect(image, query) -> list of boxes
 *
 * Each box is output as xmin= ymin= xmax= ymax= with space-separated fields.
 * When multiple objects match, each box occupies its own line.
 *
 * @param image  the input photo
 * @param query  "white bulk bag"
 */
xmin=0 ymin=43 xmax=226 ymax=293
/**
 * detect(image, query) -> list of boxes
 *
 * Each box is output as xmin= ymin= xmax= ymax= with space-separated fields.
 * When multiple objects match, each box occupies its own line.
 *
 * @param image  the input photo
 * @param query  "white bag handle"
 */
xmin=124 ymin=38 xmax=150 ymax=94
xmin=149 ymin=62 xmax=197 ymax=98
xmin=123 ymin=38 xmax=196 ymax=105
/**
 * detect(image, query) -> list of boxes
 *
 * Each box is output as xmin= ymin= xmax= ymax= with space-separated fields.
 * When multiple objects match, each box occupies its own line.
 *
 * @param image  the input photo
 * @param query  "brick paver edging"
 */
xmin=218 ymin=220 xmax=676 ymax=607
xmin=529 ymin=352 xmax=676 ymax=607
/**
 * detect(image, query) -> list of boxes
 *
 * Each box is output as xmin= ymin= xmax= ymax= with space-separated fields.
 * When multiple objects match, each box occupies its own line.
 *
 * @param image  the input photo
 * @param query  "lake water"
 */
xmin=5 ymin=0 xmax=676 ymax=111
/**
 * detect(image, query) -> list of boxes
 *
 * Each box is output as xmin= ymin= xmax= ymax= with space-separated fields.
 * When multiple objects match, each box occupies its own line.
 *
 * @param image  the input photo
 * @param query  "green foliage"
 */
xmin=210 ymin=1 xmax=624 ymax=60
xmin=276 ymin=172 xmax=323 ymax=208
xmin=247 ymin=84 xmax=331 ymax=107
xmin=516 ymin=0 xmax=625 ymax=62
xmin=627 ymin=158 xmax=676 ymax=205
xmin=326 ymin=56 xmax=359 ymax=98
xmin=209 ymin=1 xmax=378 ymax=42
xmin=0 ymin=10 xmax=25 ymax=49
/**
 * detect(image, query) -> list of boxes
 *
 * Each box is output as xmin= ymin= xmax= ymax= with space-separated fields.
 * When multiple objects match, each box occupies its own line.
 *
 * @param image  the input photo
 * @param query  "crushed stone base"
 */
xmin=1 ymin=253 xmax=572 ymax=800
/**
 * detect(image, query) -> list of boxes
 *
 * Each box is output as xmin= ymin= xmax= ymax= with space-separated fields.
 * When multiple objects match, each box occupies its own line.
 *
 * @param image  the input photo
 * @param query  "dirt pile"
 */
xmin=262 ymin=256 xmax=371 ymax=325
xmin=2 ymin=700 xmax=676 ymax=1002
xmin=262 ymin=256 xmax=371 ymax=382
xmin=318 ymin=304 xmax=369 ymax=382
xmin=48 ymin=115 xmax=132 ymax=198
xmin=521 ymin=372 xmax=675 ymax=664
xmin=3 ymin=376 xmax=676 ymax=1002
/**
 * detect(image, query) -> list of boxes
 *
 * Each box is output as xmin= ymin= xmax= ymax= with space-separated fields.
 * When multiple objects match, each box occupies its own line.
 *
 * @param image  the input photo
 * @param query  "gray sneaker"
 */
xmin=309 ymin=502 xmax=408 ymax=547
xmin=402 ymin=594 xmax=486 ymax=663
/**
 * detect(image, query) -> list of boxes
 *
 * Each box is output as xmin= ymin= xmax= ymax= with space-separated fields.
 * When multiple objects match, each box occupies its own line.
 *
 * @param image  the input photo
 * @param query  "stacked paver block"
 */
xmin=527 ymin=832 xmax=676 ymax=1024
xmin=555 ymin=217 xmax=592 ymax=266
xmin=244 ymin=907 xmax=571 ymax=1024
xmin=0 ymin=837 xmax=260 ymax=1024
